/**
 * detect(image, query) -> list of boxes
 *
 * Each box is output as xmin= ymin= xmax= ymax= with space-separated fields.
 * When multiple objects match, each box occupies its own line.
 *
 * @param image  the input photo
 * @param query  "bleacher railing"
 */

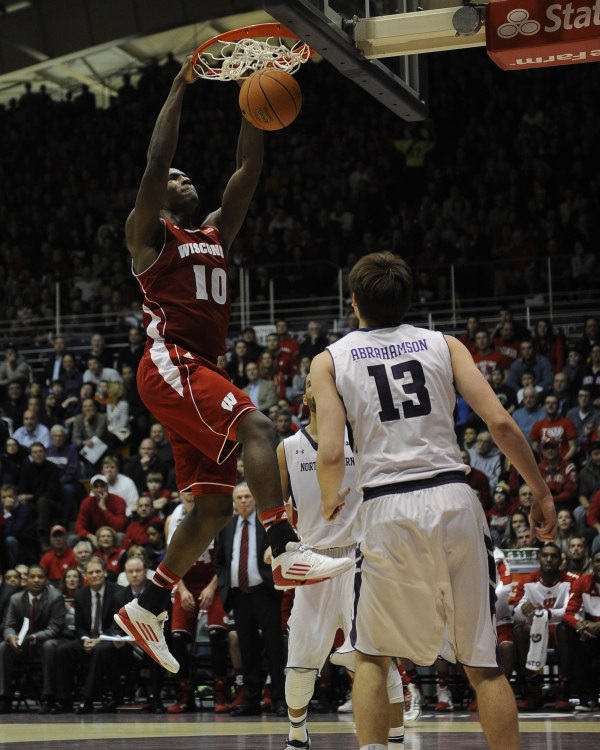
xmin=0 ymin=254 xmax=598 ymax=360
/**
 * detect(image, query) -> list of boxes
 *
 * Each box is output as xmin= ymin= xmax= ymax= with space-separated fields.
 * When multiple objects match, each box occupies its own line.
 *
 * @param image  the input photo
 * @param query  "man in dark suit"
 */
xmin=17 ymin=441 xmax=63 ymax=549
xmin=116 ymin=326 xmax=145 ymax=373
xmin=109 ymin=555 xmax=166 ymax=713
xmin=41 ymin=335 xmax=68 ymax=388
xmin=54 ymin=557 xmax=123 ymax=713
xmin=0 ymin=571 xmax=19 ymax=625
xmin=0 ymin=565 xmax=65 ymax=714
xmin=215 ymin=483 xmax=287 ymax=717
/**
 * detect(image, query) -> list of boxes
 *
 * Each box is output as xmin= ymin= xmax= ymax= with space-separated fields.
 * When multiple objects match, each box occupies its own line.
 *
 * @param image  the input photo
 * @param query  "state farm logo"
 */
xmin=495 ymin=2 xmax=600 ymax=40
xmin=497 ymin=9 xmax=541 ymax=39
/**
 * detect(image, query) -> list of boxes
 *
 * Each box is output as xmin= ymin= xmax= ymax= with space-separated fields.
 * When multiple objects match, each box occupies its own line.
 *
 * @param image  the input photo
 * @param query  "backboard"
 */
xmin=262 ymin=0 xmax=429 ymax=122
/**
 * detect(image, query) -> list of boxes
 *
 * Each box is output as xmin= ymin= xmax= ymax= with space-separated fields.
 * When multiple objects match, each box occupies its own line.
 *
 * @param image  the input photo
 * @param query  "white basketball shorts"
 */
xmin=286 ymin=546 xmax=356 ymax=672
xmin=352 ymin=479 xmax=500 ymax=668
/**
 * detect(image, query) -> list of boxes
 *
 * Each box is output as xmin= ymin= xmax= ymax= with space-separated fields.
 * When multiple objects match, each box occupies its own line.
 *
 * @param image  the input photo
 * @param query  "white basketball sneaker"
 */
xmin=114 ymin=600 xmax=179 ymax=673
xmin=403 ymin=682 xmax=422 ymax=723
xmin=285 ymin=732 xmax=311 ymax=750
xmin=337 ymin=694 xmax=353 ymax=713
xmin=272 ymin=542 xmax=354 ymax=589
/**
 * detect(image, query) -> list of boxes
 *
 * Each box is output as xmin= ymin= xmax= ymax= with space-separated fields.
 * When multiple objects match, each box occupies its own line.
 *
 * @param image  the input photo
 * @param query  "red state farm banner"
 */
xmin=485 ymin=0 xmax=600 ymax=70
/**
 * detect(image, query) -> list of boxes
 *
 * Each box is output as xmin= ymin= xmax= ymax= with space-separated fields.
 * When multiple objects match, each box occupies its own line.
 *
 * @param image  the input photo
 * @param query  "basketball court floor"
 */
xmin=1 ymin=710 xmax=598 ymax=749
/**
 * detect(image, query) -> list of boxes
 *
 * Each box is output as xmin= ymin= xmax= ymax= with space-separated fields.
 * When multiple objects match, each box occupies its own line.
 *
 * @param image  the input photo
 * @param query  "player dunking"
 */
xmin=311 ymin=252 xmax=557 ymax=750
xmin=279 ymin=376 xmax=411 ymax=750
xmin=114 ymin=57 xmax=352 ymax=671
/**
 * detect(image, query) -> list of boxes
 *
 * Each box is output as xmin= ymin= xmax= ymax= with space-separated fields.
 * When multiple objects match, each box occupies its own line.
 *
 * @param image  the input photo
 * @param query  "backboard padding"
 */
xmin=262 ymin=0 xmax=428 ymax=121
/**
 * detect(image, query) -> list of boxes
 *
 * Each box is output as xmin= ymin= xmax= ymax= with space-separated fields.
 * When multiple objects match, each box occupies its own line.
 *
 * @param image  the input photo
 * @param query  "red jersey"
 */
xmin=586 ymin=488 xmax=600 ymax=526
xmin=74 ymin=493 xmax=127 ymax=538
xmin=538 ymin=457 xmax=578 ymax=506
xmin=530 ymin=417 xmax=577 ymax=459
xmin=492 ymin=336 xmax=521 ymax=370
xmin=135 ymin=219 xmax=229 ymax=362
xmin=513 ymin=569 xmax=575 ymax=625
xmin=121 ymin=514 xmax=164 ymax=550
xmin=40 ymin=547 xmax=77 ymax=582
xmin=458 ymin=333 xmax=477 ymax=355
xmin=473 ymin=350 xmax=506 ymax=380
xmin=564 ymin=574 xmax=600 ymax=627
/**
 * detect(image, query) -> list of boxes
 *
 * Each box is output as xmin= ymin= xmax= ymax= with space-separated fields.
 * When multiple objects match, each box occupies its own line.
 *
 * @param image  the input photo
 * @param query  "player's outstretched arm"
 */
xmin=205 ymin=117 xmax=264 ymax=253
xmin=310 ymin=352 xmax=348 ymax=520
xmin=125 ymin=57 xmax=197 ymax=270
xmin=446 ymin=335 xmax=557 ymax=542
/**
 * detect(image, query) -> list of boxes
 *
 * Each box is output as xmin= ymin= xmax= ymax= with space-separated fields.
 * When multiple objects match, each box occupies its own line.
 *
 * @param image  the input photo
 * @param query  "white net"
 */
xmin=193 ymin=37 xmax=312 ymax=80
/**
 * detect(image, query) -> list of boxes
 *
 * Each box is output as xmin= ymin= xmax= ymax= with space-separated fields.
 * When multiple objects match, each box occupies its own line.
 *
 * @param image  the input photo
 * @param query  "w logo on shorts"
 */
xmin=221 ymin=392 xmax=237 ymax=412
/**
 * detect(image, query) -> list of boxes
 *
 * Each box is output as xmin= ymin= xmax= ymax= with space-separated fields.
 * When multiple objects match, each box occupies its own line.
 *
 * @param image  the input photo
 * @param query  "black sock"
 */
xmin=138 ymin=581 xmax=172 ymax=615
xmin=266 ymin=522 xmax=299 ymax=557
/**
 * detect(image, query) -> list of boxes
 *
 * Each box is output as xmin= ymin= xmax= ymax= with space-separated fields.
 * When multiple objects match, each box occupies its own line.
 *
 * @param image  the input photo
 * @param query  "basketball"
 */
xmin=239 ymin=69 xmax=302 ymax=131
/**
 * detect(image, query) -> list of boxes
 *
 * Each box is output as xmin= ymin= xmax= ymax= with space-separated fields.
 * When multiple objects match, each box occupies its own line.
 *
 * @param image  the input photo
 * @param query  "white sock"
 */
xmin=288 ymin=711 xmax=308 ymax=742
xmin=388 ymin=725 xmax=405 ymax=747
xmin=360 ymin=745 xmax=388 ymax=750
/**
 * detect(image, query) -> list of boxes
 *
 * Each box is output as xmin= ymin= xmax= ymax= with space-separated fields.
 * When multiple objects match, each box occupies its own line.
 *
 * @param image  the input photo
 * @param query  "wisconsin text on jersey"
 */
xmin=350 ymin=339 xmax=428 ymax=361
xmin=177 ymin=242 xmax=224 ymax=258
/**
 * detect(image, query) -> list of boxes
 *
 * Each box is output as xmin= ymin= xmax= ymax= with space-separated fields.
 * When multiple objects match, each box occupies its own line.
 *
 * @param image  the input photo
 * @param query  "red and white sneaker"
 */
xmin=272 ymin=542 xmax=354 ymax=590
xmin=114 ymin=600 xmax=179 ymax=673
xmin=435 ymin=686 xmax=454 ymax=712
xmin=229 ymin=685 xmax=245 ymax=711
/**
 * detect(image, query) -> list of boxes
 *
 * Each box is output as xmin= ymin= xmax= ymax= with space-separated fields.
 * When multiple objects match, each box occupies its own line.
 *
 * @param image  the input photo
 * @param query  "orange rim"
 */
xmin=192 ymin=22 xmax=314 ymax=75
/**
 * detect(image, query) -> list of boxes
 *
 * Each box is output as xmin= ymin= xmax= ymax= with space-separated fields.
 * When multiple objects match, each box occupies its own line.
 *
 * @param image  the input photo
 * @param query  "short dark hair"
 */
xmin=538 ymin=541 xmax=561 ymax=557
xmin=349 ymin=252 xmax=413 ymax=327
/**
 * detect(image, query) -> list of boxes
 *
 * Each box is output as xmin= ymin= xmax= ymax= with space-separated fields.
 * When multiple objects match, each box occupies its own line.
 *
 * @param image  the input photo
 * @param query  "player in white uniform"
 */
xmin=279 ymin=376 xmax=406 ymax=750
xmin=310 ymin=252 xmax=557 ymax=750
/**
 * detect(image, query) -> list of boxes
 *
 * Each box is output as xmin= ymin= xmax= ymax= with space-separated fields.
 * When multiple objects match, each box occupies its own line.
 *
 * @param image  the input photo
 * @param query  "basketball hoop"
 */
xmin=192 ymin=22 xmax=314 ymax=81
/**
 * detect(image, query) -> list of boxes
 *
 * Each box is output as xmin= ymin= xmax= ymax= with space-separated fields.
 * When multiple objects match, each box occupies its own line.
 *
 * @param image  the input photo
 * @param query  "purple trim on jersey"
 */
xmin=300 ymin=427 xmax=318 ymax=451
xmin=362 ymin=471 xmax=468 ymax=501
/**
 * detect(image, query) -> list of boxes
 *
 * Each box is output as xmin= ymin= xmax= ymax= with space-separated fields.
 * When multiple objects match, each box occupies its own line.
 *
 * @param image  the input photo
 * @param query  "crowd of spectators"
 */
xmin=1 ymin=47 xmax=600 ymax=344
xmin=1 ymin=45 xmax=600 ymax=714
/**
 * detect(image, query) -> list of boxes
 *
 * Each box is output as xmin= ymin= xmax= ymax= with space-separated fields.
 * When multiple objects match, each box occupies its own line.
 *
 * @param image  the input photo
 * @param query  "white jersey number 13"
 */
xmin=367 ymin=360 xmax=432 ymax=422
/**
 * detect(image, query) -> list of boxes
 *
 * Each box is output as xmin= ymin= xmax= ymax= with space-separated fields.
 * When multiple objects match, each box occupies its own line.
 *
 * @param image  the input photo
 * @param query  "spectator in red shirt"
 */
xmin=263 ymin=332 xmax=298 ymax=391
xmin=472 ymin=329 xmax=506 ymax=382
xmin=532 ymin=319 xmax=566 ymax=375
xmin=275 ymin=319 xmax=300 ymax=360
xmin=458 ymin=315 xmax=480 ymax=356
xmin=74 ymin=474 xmax=126 ymax=547
xmin=121 ymin=496 xmax=162 ymax=551
xmin=39 ymin=524 xmax=77 ymax=584
xmin=492 ymin=320 xmax=522 ymax=372
xmin=537 ymin=441 xmax=579 ymax=512
xmin=530 ymin=394 xmax=578 ymax=462
xmin=563 ymin=551 xmax=600 ymax=712
xmin=584 ymin=487 xmax=600 ymax=541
